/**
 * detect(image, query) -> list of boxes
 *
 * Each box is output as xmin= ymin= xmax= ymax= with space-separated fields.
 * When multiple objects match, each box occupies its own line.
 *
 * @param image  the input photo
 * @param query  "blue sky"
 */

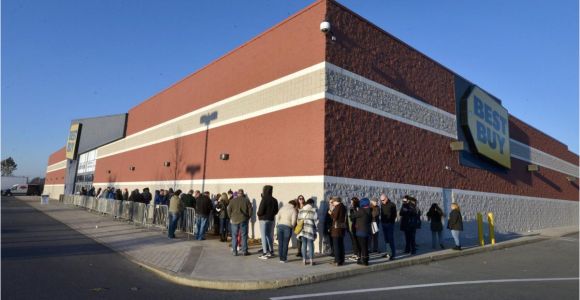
xmin=2 ymin=0 xmax=578 ymax=178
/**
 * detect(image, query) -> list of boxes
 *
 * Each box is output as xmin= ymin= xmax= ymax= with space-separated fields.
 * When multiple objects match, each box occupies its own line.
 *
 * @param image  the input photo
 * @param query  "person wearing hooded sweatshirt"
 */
xmin=257 ymin=185 xmax=279 ymax=259
xmin=276 ymin=199 xmax=297 ymax=263
xmin=354 ymin=198 xmax=372 ymax=266
xmin=297 ymin=198 xmax=318 ymax=265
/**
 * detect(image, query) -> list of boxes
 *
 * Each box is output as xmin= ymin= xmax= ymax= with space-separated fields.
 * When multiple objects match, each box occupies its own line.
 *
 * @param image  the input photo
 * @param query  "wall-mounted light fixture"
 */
xmin=163 ymin=161 xmax=171 ymax=167
xmin=449 ymin=141 xmax=465 ymax=151
xmin=107 ymin=170 xmax=111 ymax=174
xmin=220 ymin=153 xmax=230 ymax=161
xmin=566 ymin=176 xmax=577 ymax=182
xmin=129 ymin=166 xmax=135 ymax=171
xmin=527 ymin=164 xmax=539 ymax=172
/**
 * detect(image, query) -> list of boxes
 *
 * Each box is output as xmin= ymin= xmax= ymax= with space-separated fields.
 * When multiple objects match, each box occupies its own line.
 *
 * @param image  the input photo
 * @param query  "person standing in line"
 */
xmin=400 ymin=195 xmax=420 ymax=255
xmin=354 ymin=198 xmax=372 ymax=266
xmin=216 ymin=192 xmax=230 ymax=242
xmin=195 ymin=191 xmax=213 ymax=240
xmin=122 ymin=188 xmax=129 ymax=201
xmin=167 ymin=190 xmax=183 ymax=239
xmin=380 ymin=193 xmax=397 ymax=260
xmin=295 ymin=195 xmax=306 ymax=257
xmin=427 ymin=203 xmax=445 ymax=249
xmin=227 ymin=189 xmax=252 ymax=256
xmin=347 ymin=197 xmax=361 ymax=262
xmin=115 ymin=188 xmax=124 ymax=201
xmin=141 ymin=188 xmax=152 ymax=204
xmin=276 ymin=199 xmax=297 ymax=263
xmin=297 ymin=198 xmax=318 ymax=266
xmin=448 ymin=202 xmax=463 ymax=250
xmin=369 ymin=198 xmax=380 ymax=253
xmin=257 ymin=185 xmax=279 ymax=259
xmin=330 ymin=197 xmax=347 ymax=266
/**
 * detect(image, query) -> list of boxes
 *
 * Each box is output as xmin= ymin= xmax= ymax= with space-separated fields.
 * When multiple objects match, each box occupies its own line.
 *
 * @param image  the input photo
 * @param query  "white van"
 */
xmin=2 ymin=184 xmax=41 ymax=196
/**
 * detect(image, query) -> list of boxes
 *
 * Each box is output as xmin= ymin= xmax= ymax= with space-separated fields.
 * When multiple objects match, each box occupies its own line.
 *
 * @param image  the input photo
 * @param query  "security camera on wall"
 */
xmin=320 ymin=21 xmax=336 ymax=41
xmin=320 ymin=21 xmax=331 ymax=33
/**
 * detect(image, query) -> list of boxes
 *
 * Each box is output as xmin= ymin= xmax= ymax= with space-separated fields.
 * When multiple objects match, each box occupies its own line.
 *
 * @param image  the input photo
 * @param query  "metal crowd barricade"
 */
xmin=86 ymin=197 xmax=94 ymax=211
xmin=121 ymin=201 xmax=134 ymax=220
xmin=131 ymin=202 xmax=148 ymax=226
xmin=184 ymin=208 xmax=196 ymax=236
xmin=96 ymin=198 xmax=108 ymax=214
xmin=152 ymin=205 xmax=169 ymax=230
xmin=112 ymin=200 xmax=123 ymax=218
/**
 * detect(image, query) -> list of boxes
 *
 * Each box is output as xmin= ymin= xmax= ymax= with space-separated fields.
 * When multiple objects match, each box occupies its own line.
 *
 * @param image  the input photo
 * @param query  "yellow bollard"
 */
xmin=477 ymin=212 xmax=484 ymax=246
xmin=487 ymin=212 xmax=495 ymax=245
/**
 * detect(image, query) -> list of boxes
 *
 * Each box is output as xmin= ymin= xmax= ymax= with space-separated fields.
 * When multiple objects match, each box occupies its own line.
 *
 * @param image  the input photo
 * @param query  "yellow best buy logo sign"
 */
xmin=66 ymin=123 xmax=81 ymax=160
xmin=463 ymin=86 xmax=511 ymax=168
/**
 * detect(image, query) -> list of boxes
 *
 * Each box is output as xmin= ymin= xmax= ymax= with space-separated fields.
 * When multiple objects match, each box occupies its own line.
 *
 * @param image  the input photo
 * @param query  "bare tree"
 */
xmin=1 ymin=157 xmax=18 ymax=176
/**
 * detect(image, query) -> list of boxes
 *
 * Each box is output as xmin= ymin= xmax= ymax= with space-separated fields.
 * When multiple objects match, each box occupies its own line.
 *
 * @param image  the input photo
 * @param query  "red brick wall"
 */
xmin=325 ymin=0 xmax=456 ymax=113
xmin=47 ymin=147 xmax=66 ymax=165
xmin=45 ymin=168 xmax=65 ymax=185
xmin=95 ymin=101 xmax=325 ymax=183
xmin=325 ymin=101 xmax=578 ymax=201
xmin=125 ymin=0 xmax=327 ymax=135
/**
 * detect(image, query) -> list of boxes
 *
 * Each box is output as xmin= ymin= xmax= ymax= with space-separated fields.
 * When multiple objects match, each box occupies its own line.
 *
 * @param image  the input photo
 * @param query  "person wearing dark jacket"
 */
xmin=369 ymin=198 xmax=380 ymax=253
xmin=228 ymin=189 xmax=252 ymax=256
xmin=380 ymin=193 xmax=397 ymax=259
xmin=115 ymin=189 xmax=124 ymax=201
xmin=123 ymin=188 xmax=129 ymax=201
xmin=257 ymin=185 xmax=279 ymax=259
xmin=427 ymin=203 xmax=445 ymax=249
xmin=195 ymin=193 xmax=213 ymax=240
xmin=141 ymin=188 xmax=152 ymax=204
xmin=330 ymin=197 xmax=347 ymax=266
xmin=347 ymin=197 xmax=361 ymax=262
xmin=216 ymin=192 xmax=230 ymax=242
xmin=181 ymin=190 xmax=195 ymax=208
xmin=353 ymin=198 xmax=371 ymax=266
xmin=448 ymin=202 xmax=463 ymax=250
xmin=400 ymin=195 xmax=420 ymax=255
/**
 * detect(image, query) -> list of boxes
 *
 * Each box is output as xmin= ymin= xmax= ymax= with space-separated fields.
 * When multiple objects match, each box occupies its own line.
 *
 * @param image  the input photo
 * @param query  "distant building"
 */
xmin=44 ymin=0 xmax=578 ymax=240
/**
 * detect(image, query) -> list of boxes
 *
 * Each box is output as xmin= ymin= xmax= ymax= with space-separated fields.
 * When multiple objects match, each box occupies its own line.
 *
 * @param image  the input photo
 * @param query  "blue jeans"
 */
xmin=381 ymin=223 xmax=396 ymax=258
xmin=219 ymin=218 xmax=229 ymax=235
xmin=277 ymin=224 xmax=292 ymax=261
xmin=432 ymin=230 xmax=443 ymax=248
xmin=451 ymin=230 xmax=461 ymax=247
xmin=260 ymin=220 xmax=275 ymax=254
xmin=301 ymin=237 xmax=314 ymax=260
xmin=168 ymin=212 xmax=181 ymax=238
xmin=196 ymin=216 xmax=209 ymax=240
xmin=231 ymin=221 xmax=248 ymax=254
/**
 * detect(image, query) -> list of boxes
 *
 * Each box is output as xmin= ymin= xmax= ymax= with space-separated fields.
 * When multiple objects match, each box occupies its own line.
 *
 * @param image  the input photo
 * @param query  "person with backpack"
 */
xmin=427 ymin=203 xmax=445 ymax=249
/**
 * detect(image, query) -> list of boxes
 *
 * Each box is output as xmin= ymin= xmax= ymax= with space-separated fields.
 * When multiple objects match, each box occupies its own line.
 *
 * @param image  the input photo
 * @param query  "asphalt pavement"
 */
xmin=2 ymin=196 xmax=578 ymax=299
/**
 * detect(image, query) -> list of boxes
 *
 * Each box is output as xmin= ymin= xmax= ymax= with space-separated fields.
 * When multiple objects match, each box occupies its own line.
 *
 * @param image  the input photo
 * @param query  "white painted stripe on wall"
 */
xmin=43 ymin=184 xmax=65 ymax=187
xmin=107 ymin=62 xmax=326 ymax=142
xmin=92 ymin=175 xmax=326 ymax=187
xmin=510 ymin=139 xmax=578 ymax=177
xmin=81 ymin=61 xmax=575 ymax=177
xmin=46 ymin=160 xmax=67 ymax=172
xmin=97 ymin=92 xmax=325 ymax=159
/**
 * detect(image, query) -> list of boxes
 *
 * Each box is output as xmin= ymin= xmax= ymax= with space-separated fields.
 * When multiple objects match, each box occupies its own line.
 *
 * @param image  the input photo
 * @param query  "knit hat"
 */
xmin=359 ymin=197 xmax=370 ymax=208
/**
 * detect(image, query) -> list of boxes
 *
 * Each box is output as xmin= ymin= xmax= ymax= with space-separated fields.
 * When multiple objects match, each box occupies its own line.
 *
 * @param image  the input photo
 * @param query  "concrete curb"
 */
xmin=126 ymin=232 xmax=573 ymax=291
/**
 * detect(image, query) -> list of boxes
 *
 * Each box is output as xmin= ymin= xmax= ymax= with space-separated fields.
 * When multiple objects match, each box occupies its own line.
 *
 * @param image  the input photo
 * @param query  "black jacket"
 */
xmin=354 ymin=207 xmax=371 ymax=237
xmin=257 ymin=185 xmax=279 ymax=221
xmin=380 ymin=201 xmax=397 ymax=224
xmin=195 ymin=194 xmax=213 ymax=217
xmin=182 ymin=194 xmax=195 ymax=208
xmin=447 ymin=209 xmax=463 ymax=231
xmin=399 ymin=203 xmax=420 ymax=231
xmin=142 ymin=190 xmax=152 ymax=204
xmin=427 ymin=207 xmax=444 ymax=232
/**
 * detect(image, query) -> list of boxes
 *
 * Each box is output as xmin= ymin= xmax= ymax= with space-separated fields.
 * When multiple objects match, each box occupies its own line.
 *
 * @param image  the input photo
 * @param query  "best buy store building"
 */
xmin=44 ymin=0 xmax=579 ymax=242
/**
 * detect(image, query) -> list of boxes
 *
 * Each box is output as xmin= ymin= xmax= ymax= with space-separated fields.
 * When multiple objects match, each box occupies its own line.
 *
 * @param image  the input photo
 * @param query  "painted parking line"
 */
xmin=270 ymin=278 xmax=579 ymax=300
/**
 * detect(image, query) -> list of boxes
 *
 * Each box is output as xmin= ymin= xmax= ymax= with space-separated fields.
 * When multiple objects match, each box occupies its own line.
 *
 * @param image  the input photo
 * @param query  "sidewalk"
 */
xmin=22 ymin=197 xmax=578 ymax=290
